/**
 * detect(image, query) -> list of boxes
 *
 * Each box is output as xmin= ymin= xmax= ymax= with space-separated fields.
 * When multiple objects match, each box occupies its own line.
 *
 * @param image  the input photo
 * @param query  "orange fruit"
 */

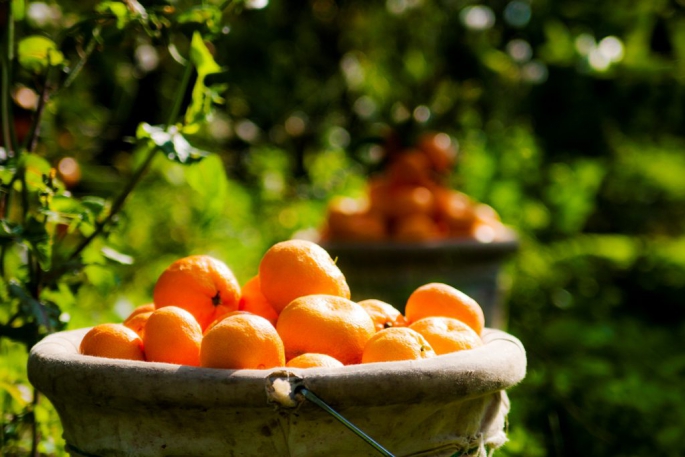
xmin=328 ymin=212 xmax=387 ymax=242
xmin=201 ymin=313 xmax=285 ymax=369
xmin=143 ymin=306 xmax=203 ymax=366
xmin=258 ymin=240 xmax=351 ymax=313
xmin=204 ymin=310 xmax=253 ymax=334
xmin=153 ymin=255 xmax=241 ymax=330
xmin=326 ymin=198 xmax=387 ymax=242
xmin=286 ymin=353 xmax=344 ymax=369
xmin=416 ymin=132 xmax=458 ymax=173
xmin=385 ymin=185 xmax=435 ymax=219
xmin=239 ymin=276 xmax=279 ymax=326
xmin=125 ymin=303 xmax=155 ymax=321
xmin=79 ymin=323 xmax=145 ymax=361
xmin=404 ymin=283 xmax=485 ymax=335
xmin=434 ymin=188 xmax=476 ymax=234
xmin=361 ymin=327 xmax=436 ymax=363
xmin=357 ymin=299 xmax=407 ymax=331
xmin=386 ymin=150 xmax=432 ymax=186
xmin=409 ymin=316 xmax=482 ymax=355
xmin=470 ymin=203 xmax=507 ymax=242
xmin=123 ymin=310 xmax=152 ymax=339
xmin=392 ymin=213 xmax=441 ymax=242
xmin=276 ymin=294 xmax=375 ymax=365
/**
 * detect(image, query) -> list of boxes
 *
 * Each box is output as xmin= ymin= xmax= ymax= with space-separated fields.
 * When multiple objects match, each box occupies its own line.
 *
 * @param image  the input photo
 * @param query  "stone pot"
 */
xmin=28 ymin=327 xmax=526 ymax=457
xmin=322 ymin=229 xmax=519 ymax=329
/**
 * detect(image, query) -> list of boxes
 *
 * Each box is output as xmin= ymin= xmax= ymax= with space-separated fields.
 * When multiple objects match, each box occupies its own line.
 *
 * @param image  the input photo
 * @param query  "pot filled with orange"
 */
xmin=28 ymin=239 xmax=526 ymax=457
xmin=319 ymin=131 xmax=518 ymax=329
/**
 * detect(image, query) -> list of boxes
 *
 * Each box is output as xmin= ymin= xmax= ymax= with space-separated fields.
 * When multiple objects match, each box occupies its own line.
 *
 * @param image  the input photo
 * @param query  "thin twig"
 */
xmin=67 ymin=142 xmax=156 ymax=262
xmin=1 ymin=0 xmax=18 ymax=157
xmin=30 ymin=389 xmax=40 ymax=457
xmin=66 ymin=56 xmax=195 ymax=263
xmin=25 ymin=71 xmax=53 ymax=153
xmin=60 ymin=26 xmax=101 ymax=92
xmin=166 ymin=60 xmax=194 ymax=126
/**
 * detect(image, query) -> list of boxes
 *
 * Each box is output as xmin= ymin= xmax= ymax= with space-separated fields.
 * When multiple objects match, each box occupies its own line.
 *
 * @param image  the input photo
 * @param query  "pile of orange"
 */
xmin=320 ymin=131 xmax=508 ymax=243
xmin=80 ymin=239 xmax=485 ymax=369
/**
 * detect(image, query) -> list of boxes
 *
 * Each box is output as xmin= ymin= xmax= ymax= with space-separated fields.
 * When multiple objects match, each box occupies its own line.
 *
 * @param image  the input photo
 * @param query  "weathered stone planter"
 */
xmin=322 ymin=229 xmax=519 ymax=329
xmin=28 ymin=326 xmax=526 ymax=457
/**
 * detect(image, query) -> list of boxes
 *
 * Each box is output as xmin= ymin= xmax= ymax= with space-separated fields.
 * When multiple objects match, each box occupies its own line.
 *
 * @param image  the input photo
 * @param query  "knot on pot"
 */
xmin=265 ymin=371 xmax=305 ymax=410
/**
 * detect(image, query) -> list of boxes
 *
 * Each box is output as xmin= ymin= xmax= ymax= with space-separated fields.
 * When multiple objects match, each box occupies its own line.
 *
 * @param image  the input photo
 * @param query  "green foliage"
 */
xmin=17 ymin=36 xmax=64 ymax=74
xmin=3 ymin=0 xmax=685 ymax=456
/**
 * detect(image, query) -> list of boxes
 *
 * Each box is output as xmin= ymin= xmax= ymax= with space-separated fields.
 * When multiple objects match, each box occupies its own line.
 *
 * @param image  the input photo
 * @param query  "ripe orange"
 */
xmin=404 ymin=283 xmax=485 ymax=335
xmin=258 ymin=240 xmax=350 ymax=313
xmin=239 ymin=276 xmax=279 ymax=327
xmin=386 ymin=150 xmax=432 ymax=186
xmin=326 ymin=201 xmax=387 ymax=242
xmin=392 ymin=213 xmax=441 ymax=242
xmin=201 ymin=313 xmax=285 ymax=369
xmin=153 ymin=255 xmax=241 ymax=330
xmin=357 ymin=299 xmax=407 ymax=331
xmin=79 ymin=323 xmax=145 ymax=361
xmin=409 ymin=316 xmax=482 ymax=355
xmin=125 ymin=303 xmax=155 ymax=320
xmin=285 ymin=353 xmax=344 ymax=369
xmin=361 ymin=327 xmax=436 ymax=363
xmin=143 ymin=306 xmax=203 ymax=366
xmin=470 ymin=203 xmax=507 ymax=243
xmin=384 ymin=185 xmax=435 ymax=219
xmin=276 ymin=294 xmax=375 ymax=365
xmin=434 ymin=188 xmax=476 ymax=234
xmin=123 ymin=310 xmax=152 ymax=339
xmin=204 ymin=310 xmax=253 ymax=334
xmin=416 ymin=132 xmax=458 ymax=173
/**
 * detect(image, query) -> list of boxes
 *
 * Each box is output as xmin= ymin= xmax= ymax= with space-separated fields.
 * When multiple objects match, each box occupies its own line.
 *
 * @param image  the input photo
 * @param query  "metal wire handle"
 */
xmin=296 ymin=386 xmax=395 ymax=457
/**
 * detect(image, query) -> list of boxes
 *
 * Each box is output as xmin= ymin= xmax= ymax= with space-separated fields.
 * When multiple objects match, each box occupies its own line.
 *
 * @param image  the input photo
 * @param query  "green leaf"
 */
xmin=185 ymin=32 xmax=224 ymax=125
xmin=137 ymin=123 xmax=209 ymax=164
xmin=24 ymin=216 xmax=52 ymax=271
xmin=185 ymin=154 xmax=228 ymax=217
xmin=95 ymin=1 xmax=131 ymax=29
xmin=101 ymin=246 xmax=134 ymax=265
xmin=12 ymin=0 xmax=26 ymax=21
xmin=0 ymin=221 xmax=22 ymax=245
xmin=18 ymin=36 xmax=65 ymax=74
xmin=190 ymin=31 xmax=221 ymax=76
xmin=178 ymin=5 xmax=223 ymax=34
xmin=21 ymin=152 xmax=53 ymax=192
xmin=0 ymin=381 xmax=30 ymax=407
xmin=8 ymin=281 xmax=52 ymax=331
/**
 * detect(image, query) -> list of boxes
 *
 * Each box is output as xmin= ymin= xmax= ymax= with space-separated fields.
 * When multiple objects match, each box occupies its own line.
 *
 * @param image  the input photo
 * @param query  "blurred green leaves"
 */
xmin=186 ymin=32 xmax=226 ymax=127
xmin=17 ymin=36 xmax=64 ymax=74
xmin=137 ymin=123 xmax=209 ymax=164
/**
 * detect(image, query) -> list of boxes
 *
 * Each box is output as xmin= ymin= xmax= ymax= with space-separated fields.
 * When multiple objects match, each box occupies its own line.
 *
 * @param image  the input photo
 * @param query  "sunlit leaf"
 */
xmin=18 ymin=36 xmax=65 ymax=74
xmin=101 ymin=246 xmax=134 ymax=265
xmin=178 ymin=5 xmax=222 ymax=34
xmin=0 ymin=381 xmax=30 ymax=407
xmin=137 ymin=123 xmax=209 ymax=164
xmin=11 ymin=0 xmax=25 ymax=21
xmin=185 ymin=154 xmax=228 ymax=217
xmin=185 ymin=31 xmax=224 ymax=125
xmin=95 ymin=1 xmax=131 ymax=29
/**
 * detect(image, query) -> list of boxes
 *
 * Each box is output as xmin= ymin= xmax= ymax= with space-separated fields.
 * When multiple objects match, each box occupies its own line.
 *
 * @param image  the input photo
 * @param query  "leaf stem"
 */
xmin=166 ymin=59 xmax=194 ymax=127
xmin=66 ymin=55 xmax=196 ymax=263
xmin=24 ymin=69 xmax=53 ymax=153
xmin=60 ymin=25 xmax=101 ymax=92
xmin=1 ymin=0 xmax=18 ymax=158
xmin=67 ymin=142 xmax=156 ymax=262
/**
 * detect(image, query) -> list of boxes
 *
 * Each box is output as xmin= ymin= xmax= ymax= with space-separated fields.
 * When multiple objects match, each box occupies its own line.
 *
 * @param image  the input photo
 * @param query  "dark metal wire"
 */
xmin=296 ymin=386 xmax=395 ymax=457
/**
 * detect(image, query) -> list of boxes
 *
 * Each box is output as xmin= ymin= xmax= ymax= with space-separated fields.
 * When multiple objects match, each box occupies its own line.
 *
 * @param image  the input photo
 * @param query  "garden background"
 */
xmin=2 ymin=0 xmax=685 ymax=456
